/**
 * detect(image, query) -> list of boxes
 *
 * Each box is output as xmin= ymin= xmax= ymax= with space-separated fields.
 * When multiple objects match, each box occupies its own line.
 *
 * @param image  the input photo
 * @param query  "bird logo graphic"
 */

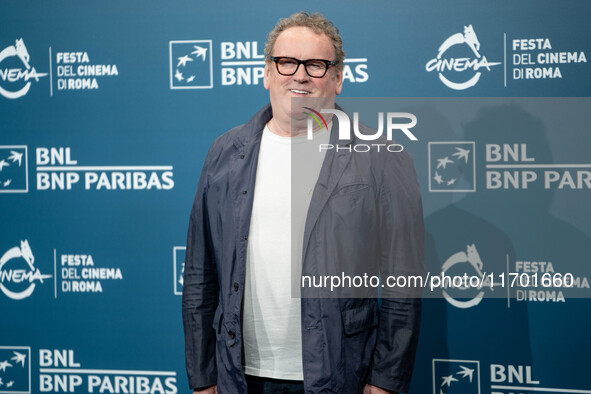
xmin=10 ymin=352 xmax=26 ymax=368
xmin=429 ymin=142 xmax=475 ymax=192
xmin=0 ymin=347 xmax=30 ymax=393
xmin=169 ymin=40 xmax=213 ymax=89
xmin=433 ymin=359 xmax=479 ymax=394
xmin=0 ymin=360 xmax=12 ymax=372
xmin=0 ymin=146 xmax=28 ymax=193
xmin=191 ymin=46 xmax=208 ymax=61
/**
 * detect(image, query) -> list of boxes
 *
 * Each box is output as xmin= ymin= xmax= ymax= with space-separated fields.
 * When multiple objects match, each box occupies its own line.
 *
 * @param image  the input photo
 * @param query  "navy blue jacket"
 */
xmin=183 ymin=104 xmax=424 ymax=393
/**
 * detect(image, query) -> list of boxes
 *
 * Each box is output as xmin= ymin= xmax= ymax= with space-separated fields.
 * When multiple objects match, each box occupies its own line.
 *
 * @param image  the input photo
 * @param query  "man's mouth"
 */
xmin=290 ymin=89 xmax=311 ymax=95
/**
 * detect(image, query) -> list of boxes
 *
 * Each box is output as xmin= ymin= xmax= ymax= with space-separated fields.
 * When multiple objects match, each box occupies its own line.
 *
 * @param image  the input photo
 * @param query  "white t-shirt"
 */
xmin=243 ymin=123 xmax=330 ymax=380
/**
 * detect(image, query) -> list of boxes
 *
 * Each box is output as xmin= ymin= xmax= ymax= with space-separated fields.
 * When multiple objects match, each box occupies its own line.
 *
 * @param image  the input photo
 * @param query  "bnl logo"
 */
xmin=428 ymin=142 xmax=476 ymax=192
xmin=0 ymin=346 xmax=31 ymax=394
xmin=0 ymin=146 xmax=28 ymax=193
xmin=169 ymin=40 xmax=213 ymax=89
xmin=173 ymin=246 xmax=185 ymax=295
xmin=433 ymin=359 xmax=480 ymax=394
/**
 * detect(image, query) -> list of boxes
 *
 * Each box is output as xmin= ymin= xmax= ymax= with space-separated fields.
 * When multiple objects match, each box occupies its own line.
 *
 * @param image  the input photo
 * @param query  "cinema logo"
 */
xmin=0 ymin=240 xmax=51 ymax=301
xmin=0 ymin=38 xmax=47 ymax=99
xmin=436 ymin=244 xmax=503 ymax=309
xmin=34 ymin=147 xmax=174 ymax=191
xmin=304 ymin=107 xmax=417 ymax=152
xmin=426 ymin=25 xmax=501 ymax=90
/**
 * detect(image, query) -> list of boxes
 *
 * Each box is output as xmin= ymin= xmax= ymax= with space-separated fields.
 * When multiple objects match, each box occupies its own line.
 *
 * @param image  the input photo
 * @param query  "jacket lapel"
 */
xmin=229 ymin=105 xmax=272 ymax=273
xmin=302 ymin=116 xmax=353 ymax=271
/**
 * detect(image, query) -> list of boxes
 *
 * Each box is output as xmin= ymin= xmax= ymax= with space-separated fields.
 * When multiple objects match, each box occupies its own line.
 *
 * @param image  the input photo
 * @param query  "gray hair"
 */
xmin=264 ymin=11 xmax=346 ymax=70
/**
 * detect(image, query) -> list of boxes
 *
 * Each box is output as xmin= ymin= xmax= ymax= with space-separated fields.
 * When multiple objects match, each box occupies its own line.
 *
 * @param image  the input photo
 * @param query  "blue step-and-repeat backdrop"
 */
xmin=1 ymin=1 xmax=590 ymax=393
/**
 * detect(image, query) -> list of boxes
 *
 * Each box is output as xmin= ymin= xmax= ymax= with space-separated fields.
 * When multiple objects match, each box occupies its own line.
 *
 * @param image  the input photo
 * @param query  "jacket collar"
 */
xmin=232 ymin=102 xmax=353 ymax=148
xmin=232 ymin=103 xmax=273 ymax=150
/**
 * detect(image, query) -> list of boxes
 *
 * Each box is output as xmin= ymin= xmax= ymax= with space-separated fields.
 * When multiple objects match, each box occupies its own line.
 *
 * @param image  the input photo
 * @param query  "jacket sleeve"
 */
xmin=367 ymin=152 xmax=425 ymax=393
xmin=182 ymin=151 xmax=220 ymax=390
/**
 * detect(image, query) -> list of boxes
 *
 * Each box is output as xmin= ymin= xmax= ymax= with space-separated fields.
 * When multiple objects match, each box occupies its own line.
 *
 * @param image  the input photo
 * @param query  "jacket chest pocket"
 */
xmin=330 ymin=183 xmax=369 ymax=199
xmin=324 ymin=183 xmax=375 ymax=237
xmin=327 ymin=183 xmax=371 ymax=213
xmin=342 ymin=302 xmax=379 ymax=336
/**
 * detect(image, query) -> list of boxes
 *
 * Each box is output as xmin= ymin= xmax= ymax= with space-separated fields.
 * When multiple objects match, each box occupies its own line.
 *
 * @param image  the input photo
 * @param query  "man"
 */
xmin=183 ymin=12 xmax=424 ymax=394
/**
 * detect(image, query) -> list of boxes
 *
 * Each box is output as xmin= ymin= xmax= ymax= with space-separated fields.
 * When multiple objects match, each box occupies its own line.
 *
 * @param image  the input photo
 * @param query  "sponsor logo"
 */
xmin=1 ymin=146 xmax=174 ymax=192
xmin=39 ymin=349 xmax=178 ymax=393
xmin=485 ymin=143 xmax=591 ymax=190
xmin=0 ymin=146 xmax=28 ymax=193
xmin=433 ymin=359 xmax=480 ymax=394
xmin=221 ymin=41 xmax=368 ymax=86
xmin=435 ymin=359 xmax=589 ymax=394
xmin=304 ymin=107 xmax=417 ymax=152
xmin=0 ymin=347 xmax=31 ymax=394
xmin=169 ymin=40 xmax=213 ymax=89
xmin=428 ymin=142 xmax=475 ymax=192
xmin=173 ymin=247 xmax=185 ymax=295
xmin=426 ymin=25 xmax=500 ymax=90
xmin=170 ymin=39 xmax=369 ymax=88
xmin=33 ymin=146 xmax=174 ymax=191
xmin=0 ymin=240 xmax=51 ymax=300
xmin=429 ymin=142 xmax=591 ymax=192
xmin=0 ymin=39 xmax=47 ymax=99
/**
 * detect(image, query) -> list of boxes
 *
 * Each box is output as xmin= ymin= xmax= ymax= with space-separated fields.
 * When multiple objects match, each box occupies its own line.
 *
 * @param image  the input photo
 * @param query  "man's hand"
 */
xmin=193 ymin=385 xmax=217 ymax=394
xmin=363 ymin=384 xmax=398 ymax=394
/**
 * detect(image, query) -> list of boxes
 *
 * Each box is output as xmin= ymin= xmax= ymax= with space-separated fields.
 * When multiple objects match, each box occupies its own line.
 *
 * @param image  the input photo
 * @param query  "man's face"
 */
xmin=264 ymin=26 xmax=343 ymax=127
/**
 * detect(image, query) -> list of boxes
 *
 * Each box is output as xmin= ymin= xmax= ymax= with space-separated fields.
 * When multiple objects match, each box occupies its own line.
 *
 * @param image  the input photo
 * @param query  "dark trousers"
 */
xmin=245 ymin=374 xmax=305 ymax=394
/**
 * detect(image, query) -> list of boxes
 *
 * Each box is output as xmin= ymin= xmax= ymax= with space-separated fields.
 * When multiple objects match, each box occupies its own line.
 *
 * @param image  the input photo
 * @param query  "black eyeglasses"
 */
xmin=269 ymin=56 xmax=337 ymax=78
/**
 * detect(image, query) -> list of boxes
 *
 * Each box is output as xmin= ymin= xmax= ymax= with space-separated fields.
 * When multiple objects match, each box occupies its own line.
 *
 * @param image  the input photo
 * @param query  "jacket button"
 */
xmin=243 ymin=236 xmax=248 ymax=241
xmin=233 ymin=282 xmax=239 ymax=291
xmin=240 ymin=154 xmax=245 ymax=159
xmin=228 ymin=330 xmax=235 ymax=339
xmin=242 ymin=190 xmax=247 ymax=194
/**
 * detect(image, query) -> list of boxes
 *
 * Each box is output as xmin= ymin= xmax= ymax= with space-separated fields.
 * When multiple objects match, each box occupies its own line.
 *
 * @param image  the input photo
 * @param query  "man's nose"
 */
xmin=293 ymin=63 xmax=310 ymax=81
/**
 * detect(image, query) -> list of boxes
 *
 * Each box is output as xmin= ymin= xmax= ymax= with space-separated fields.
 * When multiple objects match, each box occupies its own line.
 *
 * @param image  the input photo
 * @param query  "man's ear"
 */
xmin=334 ymin=69 xmax=343 ymax=95
xmin=263 ymin=63 xmax=271 ymax=91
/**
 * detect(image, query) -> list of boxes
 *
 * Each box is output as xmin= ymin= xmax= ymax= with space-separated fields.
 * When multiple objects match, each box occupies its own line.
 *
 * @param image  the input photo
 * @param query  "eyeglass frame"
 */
xmin=268 ymin=56 xmax=338 ymax=78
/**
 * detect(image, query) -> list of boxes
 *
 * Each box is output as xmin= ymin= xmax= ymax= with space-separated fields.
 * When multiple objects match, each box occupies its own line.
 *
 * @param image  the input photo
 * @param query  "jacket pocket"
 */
xmin=341 ymin=302 xmax=378 ymax=336
xmin=332 ymin=183 xmax=369 ymax=197
xmin=212 ymin=304 xmax=223 ymax=334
